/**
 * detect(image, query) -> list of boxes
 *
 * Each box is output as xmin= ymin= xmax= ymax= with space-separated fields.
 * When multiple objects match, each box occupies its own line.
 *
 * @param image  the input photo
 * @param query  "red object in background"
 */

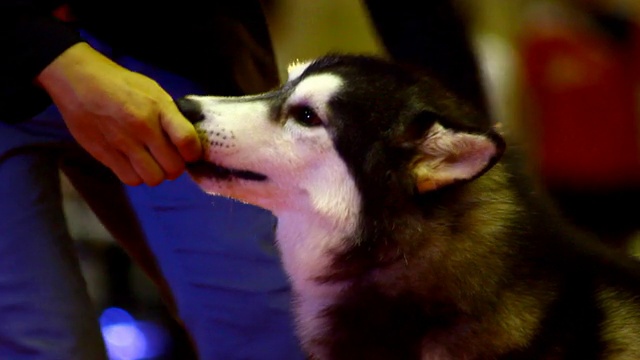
xmin=520 ymin=8 xmax=640 ymax=190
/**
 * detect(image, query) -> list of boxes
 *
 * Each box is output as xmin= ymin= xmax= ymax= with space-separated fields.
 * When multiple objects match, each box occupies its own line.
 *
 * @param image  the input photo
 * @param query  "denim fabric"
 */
xmin=0 ymin=31 xmax=303 ymax=360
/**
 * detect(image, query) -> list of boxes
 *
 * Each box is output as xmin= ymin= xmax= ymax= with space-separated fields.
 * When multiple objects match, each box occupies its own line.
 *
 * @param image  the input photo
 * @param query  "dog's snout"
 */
xmin=175 ymin=97 xmax=204 ymax=124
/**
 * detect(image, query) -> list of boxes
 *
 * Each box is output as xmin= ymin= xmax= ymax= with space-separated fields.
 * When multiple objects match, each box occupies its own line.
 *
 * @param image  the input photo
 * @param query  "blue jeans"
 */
xmin=0 ymin=32 xmax=302 ymax=360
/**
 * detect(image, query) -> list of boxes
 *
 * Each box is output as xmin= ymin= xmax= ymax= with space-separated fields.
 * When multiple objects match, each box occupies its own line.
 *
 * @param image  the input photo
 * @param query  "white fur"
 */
xmin=287 ymin=59 xmax=313 ymax=81
xmin=187 ymin=73 xmax=362 ymax=344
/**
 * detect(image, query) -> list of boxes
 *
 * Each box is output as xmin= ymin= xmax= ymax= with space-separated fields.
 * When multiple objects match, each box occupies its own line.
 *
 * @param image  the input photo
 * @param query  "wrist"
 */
xmin=35 ymin=42 xmax=113 ymax=93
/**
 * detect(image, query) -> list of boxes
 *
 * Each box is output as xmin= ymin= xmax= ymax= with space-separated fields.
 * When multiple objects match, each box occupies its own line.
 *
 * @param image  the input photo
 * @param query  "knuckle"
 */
xmin=165 ymin=161 xmax=186 ymax=180
xmin=144 ymin=170 xmax=165 ymax=186
xmin=118 ymin=103 xmax=141 ymax=122
xmin=124 ymin=177 xmax=144 ymax=186
xmin=117 ymin=170 xmax=143 ymax=186
xmin=120 ymin=104 xmax=157 ymax=134
xmin=104 ymin=132 xmax=133 ymax=151
xmin=127 ymin=152 xmax=162 ymax=186
xmin=129 ymin=116 xmax=154 ymax=134
xmin=145 ymin=178 xmax=163 ymax=187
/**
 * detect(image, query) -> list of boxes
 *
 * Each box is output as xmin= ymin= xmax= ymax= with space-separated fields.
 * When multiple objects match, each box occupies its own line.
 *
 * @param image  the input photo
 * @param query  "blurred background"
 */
xmin=61 ymin=0 xmax=640 ymax=358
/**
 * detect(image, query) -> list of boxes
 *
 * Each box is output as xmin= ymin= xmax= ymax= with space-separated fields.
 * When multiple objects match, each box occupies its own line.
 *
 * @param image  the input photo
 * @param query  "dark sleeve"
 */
xmin=362 ymin=0 xmax=491 ymax=124
xmin=0 ymin=2 xmax=83 ymax=122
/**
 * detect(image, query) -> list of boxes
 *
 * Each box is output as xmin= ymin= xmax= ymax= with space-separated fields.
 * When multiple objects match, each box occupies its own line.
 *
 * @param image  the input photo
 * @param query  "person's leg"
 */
xmin=58 ymin=148 xmax=178 ymax=313
xmin=125 ymin=177 xmax=302 ymax=359
xmin=0 ymin=128 xmax=107 ymax=359
xmin=116 ymin=54 xmax=304 ymax=359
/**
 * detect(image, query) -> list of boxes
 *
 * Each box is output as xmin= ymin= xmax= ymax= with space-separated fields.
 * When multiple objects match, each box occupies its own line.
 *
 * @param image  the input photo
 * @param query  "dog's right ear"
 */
xmin=407 ymin=118 xmax=505 ymax=193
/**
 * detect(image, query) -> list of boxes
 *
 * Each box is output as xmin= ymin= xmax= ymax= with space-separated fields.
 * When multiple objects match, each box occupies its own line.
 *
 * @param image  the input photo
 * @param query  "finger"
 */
xmin=83 ymin=140 xmax=144 ymax=186
xmin=159 ymin=102 xmax=203 ymax=162
xmin=128 ymin=110 xmax=186 ymax=180
xmin=145 ymin=134 xmax=186 ymax=180
xmin=110 ymin=152 xmax=145 ymax=186
xmin=100 ymin=119 xmax=167 ymax=186
xmin=126 ymin=146 xmax=166 ymax=186
xmin=77 ymin=132 xmax=143 ymax=185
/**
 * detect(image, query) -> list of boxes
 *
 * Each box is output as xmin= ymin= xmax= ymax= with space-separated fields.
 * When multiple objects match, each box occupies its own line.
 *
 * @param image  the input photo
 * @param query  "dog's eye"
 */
xmin=290 ymin=105 xmax=323 ymax=127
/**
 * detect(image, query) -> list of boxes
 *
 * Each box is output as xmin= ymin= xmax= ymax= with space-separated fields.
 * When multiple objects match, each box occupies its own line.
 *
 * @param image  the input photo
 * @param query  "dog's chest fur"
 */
xmin=289 ymin=162 xmax=640 ymax=359
xmin=288 ymin=164 xmax=552 ymax=359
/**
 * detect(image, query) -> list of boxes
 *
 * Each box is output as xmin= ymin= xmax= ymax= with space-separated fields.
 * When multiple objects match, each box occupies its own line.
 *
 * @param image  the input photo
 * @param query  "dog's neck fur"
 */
xmin=272 ymin=159 xmax=561 ymax=359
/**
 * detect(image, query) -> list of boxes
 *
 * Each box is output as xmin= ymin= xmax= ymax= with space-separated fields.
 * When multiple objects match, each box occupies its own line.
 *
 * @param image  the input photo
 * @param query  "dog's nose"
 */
xmin=175 ymin=97 xmax=204 ymax=124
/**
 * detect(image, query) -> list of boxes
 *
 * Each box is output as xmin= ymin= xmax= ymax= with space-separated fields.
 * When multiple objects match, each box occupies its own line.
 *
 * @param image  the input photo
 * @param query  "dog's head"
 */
xmin=177 ymin=54 xmax=503 ymax=210
xmin=176 ymin=55 xmax=505 ymax=281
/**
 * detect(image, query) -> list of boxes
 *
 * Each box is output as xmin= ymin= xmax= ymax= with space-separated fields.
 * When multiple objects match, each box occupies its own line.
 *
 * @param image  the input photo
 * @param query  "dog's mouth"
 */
xmin=187 ymin=161 xmax=267 ymax=181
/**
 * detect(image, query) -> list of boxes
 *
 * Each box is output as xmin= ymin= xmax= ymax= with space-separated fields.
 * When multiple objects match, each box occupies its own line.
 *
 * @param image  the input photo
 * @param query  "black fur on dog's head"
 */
xmin=303 ymin=55 xmax=504 ymax=193
xmin=288 ymin=55 xmax=506 ymax=277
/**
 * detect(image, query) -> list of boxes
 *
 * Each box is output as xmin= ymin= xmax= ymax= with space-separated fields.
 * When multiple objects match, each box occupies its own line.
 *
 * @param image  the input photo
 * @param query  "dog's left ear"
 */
xmin=410 ymin=120 xmax=505 ymax=193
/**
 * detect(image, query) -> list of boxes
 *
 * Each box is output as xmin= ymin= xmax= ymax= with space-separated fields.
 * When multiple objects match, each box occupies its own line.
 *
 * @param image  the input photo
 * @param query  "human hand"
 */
xmin=36 ymin=42 xmax=202 ymax=186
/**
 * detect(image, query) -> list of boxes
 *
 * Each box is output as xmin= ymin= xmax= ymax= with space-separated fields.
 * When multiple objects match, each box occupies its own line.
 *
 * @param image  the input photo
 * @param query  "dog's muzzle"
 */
xmin=175 ymin=97 xmax=268 ymax=182
xmin=187 ymin=162 xmax=268 ymax=181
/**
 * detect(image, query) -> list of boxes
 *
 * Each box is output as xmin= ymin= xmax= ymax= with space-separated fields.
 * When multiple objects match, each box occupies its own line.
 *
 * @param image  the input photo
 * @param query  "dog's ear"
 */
xmin=409 ymin=119 xmax=505 ymax=193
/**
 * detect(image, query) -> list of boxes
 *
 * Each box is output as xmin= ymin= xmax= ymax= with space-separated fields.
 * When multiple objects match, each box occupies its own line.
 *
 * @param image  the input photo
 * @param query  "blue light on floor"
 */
xmin=100 ymin=307 xmax=169 ymax=360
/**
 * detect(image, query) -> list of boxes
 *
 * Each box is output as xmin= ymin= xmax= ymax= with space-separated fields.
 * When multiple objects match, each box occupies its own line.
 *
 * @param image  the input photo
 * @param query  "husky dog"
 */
xmin=176 ymin=55 xmax=640 ymax=359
